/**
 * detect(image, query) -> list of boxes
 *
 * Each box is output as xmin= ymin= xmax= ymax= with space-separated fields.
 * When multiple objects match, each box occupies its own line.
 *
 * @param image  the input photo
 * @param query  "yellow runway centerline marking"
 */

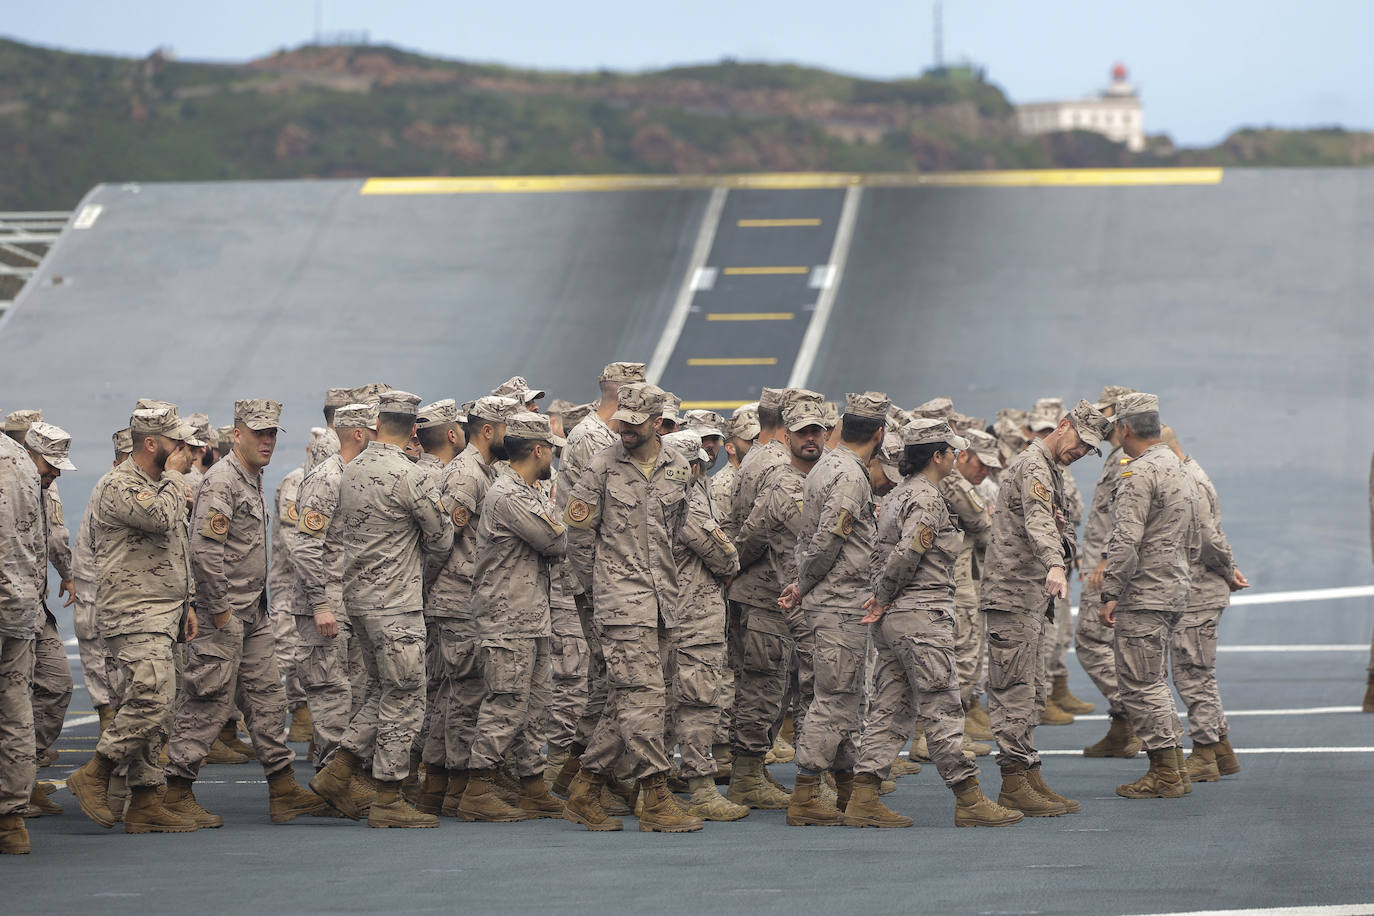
xmin=722 ymin=266 xmax=809 ymax=276
xmin=687 ymin=357 xmax=777 ymax=367
xmin=737 ymin=218 xmax=822 ymax=227
xmin=706 ymin=312 xmax=794 ymax=321
xmin=680 ymin=400 xmax=752 ymax=411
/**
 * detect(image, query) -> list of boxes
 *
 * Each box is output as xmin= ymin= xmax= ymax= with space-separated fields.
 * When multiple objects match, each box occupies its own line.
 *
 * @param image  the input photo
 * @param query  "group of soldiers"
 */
xmin=0 ymin=366 xmax=1259 ymax=851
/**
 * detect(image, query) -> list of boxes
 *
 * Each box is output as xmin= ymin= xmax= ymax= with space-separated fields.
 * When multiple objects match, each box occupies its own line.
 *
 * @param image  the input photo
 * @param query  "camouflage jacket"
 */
xmin=725 ymin=439 xmax=788 ymax=607
xmin=1183 ymin=456 xmax=1234 ymax=612
xmin=737 ymin=461 xmax=807 ymax=590
xmin=796 ymin=445 xmax=877 ymax=614
xmin=672 ymin=485 xmax=739 ymax=647
xmin=472 ymin=467 xmax=567 ymax=639
xmin=427 ymin=444 xmax=497 ymax=618
xmin=0 ymin=435 xmax=45 ymax=637
xmin=268 ymin=465 xmax=304 ymax=613
xmin=290 ymin=454 xmax=344 ymax=616
xmin=979 ymin=438 xmax=1076 ymax=617
xmin=45 ymin=481 xmax=71 ymax=582
xmin=1100 ymin=442 xmax=1197 ymax=611
xmin=191 ymin=449 xmax=269 ymax=622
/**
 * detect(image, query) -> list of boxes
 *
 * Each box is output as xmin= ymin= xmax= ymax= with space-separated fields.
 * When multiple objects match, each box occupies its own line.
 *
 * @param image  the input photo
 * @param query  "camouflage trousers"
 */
xmin=1171 ymin=607 xmax=1227 ymax=744
xmin=468 ymin=637 xmax=552 ymax=776
xmin=342 ymin=611 xmax=427 ymax=781
xmin=952 ymin=548 xmax=984 ymax=706
xmin=1041 ymin=594 xmax=1074 ymax=679
xmin=794 ymin=612 xmax=868 ymax=774
xmin=32 ymin=612 xmax=73 ymax=754
xmin=666 ymin=637 xmax=728 ymax=778
xmin=1074 ymin=587 xmax=1124 ymax=716
xmin=73 ymin=594 xmax=113 ymax=708
xmin=1114 ymin=609 xmax=1185 ymax=752
xmin=420 ymin=616 xmax=485 ymax=771
xmin=166 ymin=607 xmax=294 ymax=780
xmin=729 ymin=602 xmax=791 ymax=756
xmin=718 ymin=601 xmax=747 ymax=747
xmin=547 ymin=625 xmax=589 ymax=749
xmin=857 ymin=607 xmax=978 ymax=787
xmin=292 ymin=613 xmax=352 ymax=768
xmin=270 ymin=598 xmax=305 ymax=709
xmin=413 ymin=618 xmax=441 ymax=758
xmin=579 ymin=622 xmax=671 ymax=781
xmin=571 ymin=601 xmax=611 ymax=748
xmin=0 ymin=635 xmax=36 ymax=815
xmin=98 ymin=632 xmax=176 ymax=788
xmin=984 ymin=609 xmax=1048 ymax=769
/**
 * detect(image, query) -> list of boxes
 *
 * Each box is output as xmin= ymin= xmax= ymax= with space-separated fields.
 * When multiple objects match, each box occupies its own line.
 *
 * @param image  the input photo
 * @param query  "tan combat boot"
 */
xmin=205 ymin=735 xmax=251 ymax=766
xmin=517 ymin=774 xmax=565 ymax=819
xmin=1039 ymin=698 xmax=1075 ymax=725
xmin=96 ymin=704 xmax=113 ymax=736
xmin=1026 ymin=764 xmax=1080 ymax=813
xmin=107 ymin=773 xmax=129 ymax=824
xmin=637 ymin=772 xmax=704 ymax=833
xmin=726 ymin=754 xmax=791 ymax=810
xmin=562 ymin=770 xmax=623 ymax=831
xmin=163 ymin=775 xmax=223 ymax=828
xmin=1083 ymin=714 xmax=1143 ymax=758
xmin=786 ymin=772 xmax=843 ymax=826
xmin=545 ymin=745 xmax=570 ymax=788
xmin=25 ymin=781 xmax=63 ymax=816
xmin=842 ymin=774 xmax=912 ymax=828
xmin=400 ymin=751 xmax=424 ymax=805
xmin=998 ymin=762 xmax=1069 ymax=816
xmin=308 ymin=747 xmax=363 ymax=819
xmin=368 ymin=780 xmax=439 ymax=828
xmin=551 ymin=743 xmax=584 ymax=798
xmin=910 ymin=728 xmax=932 ymax=762
xmin=890 ymin=755 xmax=923 ymax=777
xmin=604 ymin=773 xmax=639 ymax=815
xmin=766 ymin=734 xmax=795 ymax=765
xmin=417 ymin=765 xmax=450 ymax=814
xmin=1186 ymin=743 xmax=1222 ymax=783
xmin=457 ymin=769 xmax=529 ymax=822
xmin=36 ymin=747 xmax=58 ymax=767
xmin=440 ymin=770 xmax=469 ymax=817
xmin=1173 ymin=747 xmax=1192 ymax=794
xmin=965 ymin=701 xmax=995 ymax=741
xmin=0 ymin=813 xmax=30 ymax=854
xmin=953 ymin=776 xmax=1024 ymax=827
xmin=833 ymin=771 xmax=855 ymax=811
xmin=1365 ymin=674 xmax=1374 ymax=713
xmin=963 ymin=734 xmax=993 ymax=757
xmin=1214 ymin=736 xmax=1241 ymax=775
xmin=269 ymin=767 xmax=341 ymax=823
xmin=124 ymin=785 xmax=198 ymax=833
xmin=66 ymin=752 xmax=116 ymax=828
xmin=1050 ymin=674 xmax=1096 ymax=715
xmin=219 ymin=722 xmax=256 ymax=759
xmin=780 ymin=713 xmax=795 ymax=743
xmin=1116 ymin=748 xmax=1187 ymax=799
xmin=351 ymin=771 xmax=379 ymax=816
xmin=711 ymin=744 xmax=733 ymax=785
xmin=286 ymin=705 xmax=313 ymax=743
xmin=684 ymin=775 xmax=748 ymax=821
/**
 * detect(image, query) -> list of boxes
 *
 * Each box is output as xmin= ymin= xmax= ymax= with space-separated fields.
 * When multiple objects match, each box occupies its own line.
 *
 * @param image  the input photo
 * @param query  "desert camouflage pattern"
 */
xmin=796 ymin=446 xmax=876 ymax=612
xmin=978 ymin=438 xmax=1074 ymax=617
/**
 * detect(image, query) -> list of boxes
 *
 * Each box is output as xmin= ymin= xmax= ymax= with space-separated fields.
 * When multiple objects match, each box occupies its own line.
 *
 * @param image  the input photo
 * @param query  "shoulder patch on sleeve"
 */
xmin=134 ymin=489 xmax=156 ymax=505
xmin=203 ymin=511 xmax=230 ymax=542
xmin=565 ymin=498 xmax=593 ymax=529
xmin=1030 ymin=480 xmax=1052 ymax=507
xmin=452 ymin=505 xmax=470 ymax=529
xmin=284 ymin=500 xmax=300 ymax=524
xmin=832 ymin=507 xmax=855 ymax=538
xmin=540 ymin=511 xmax=566 ymax=535
xmin=911 ymin=523 xmax=936 ymax=553
xmin=711 ymin=526 xmax=736 ymax=550
xmin=301 ymin=509 xmax=328 ymax=536
xmin=794 ymin=498 xmax=804 ymax=514
xmin=967 ymin=488 xmax=985 ymax=512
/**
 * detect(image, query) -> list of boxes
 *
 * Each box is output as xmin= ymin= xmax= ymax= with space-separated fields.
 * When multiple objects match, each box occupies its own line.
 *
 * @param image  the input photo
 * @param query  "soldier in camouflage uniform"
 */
xmin=310 ymin=391 xmax=453 ymax=828
xmin=271 ymin=435 xmax=312 ymax=746
xmin=0 ymin=418 xmax=46 ymax=853
xmin=1099 ymin=393 xmax=1199 ymax=800
xmin=979 ymin=399 xmax=1111 ymax=818
xmin=458 ymin=412 xmax=568 ymax=822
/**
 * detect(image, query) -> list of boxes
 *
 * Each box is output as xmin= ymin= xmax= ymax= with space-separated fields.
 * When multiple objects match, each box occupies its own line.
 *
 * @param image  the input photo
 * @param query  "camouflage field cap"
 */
xmin=1094 ymin=385 xmax=1137 ymax=413
xmin=781 ymin=389 xmax=827 ymax=431
xmin=333 ymin=402 xmax=378 ymax=429
xmin=4 ymin=409 xmax=42 ymax=433
xmin=216 ymin=425 xmax=234 ymax=451
xmin=998 ymin=407 xmax=1029 ymax=429
xmin=377 ymin=390 xmax=422 ymax=418
xmin=24 ymin=422 xmax=76 ymax=470
xmin=1067 ymin=399 xmax=1115 ymax=455
xmin=468 ymin=395 xmax=520 ymax=425
xmin=912 ymin=397 xmax=955 ymax=419
xmin=135 ymin=398 xmax=175 ymax=412
xmin=325 ymin=387 xmax=353 ymax=409
xmin=548 ymin=398 xmax=575 ymax=417
xmin=563 ymin=402 xmax=594 ymax=429
xmin=307 ymin=427 xmax=338 ymax=468
xmin=902 ymin=417 xmax=970 ymax=450
xmin=492 ymin=376 xmax=545 ymax=403
xmin=964 ymin=428 xmax=1004 ymax=468
xmin=758 ymin=387 xmax=786 ymax=411
xmin=599 ymin=362 xmax=647 ymax=384
xmin=351 ymin=383 xmax=390 ymax=405
xmin=610 ymin=382 xmax=666 ymax=426
xmin=844 ymin=391 xmax=892 ymax=422
xmin=684 ymin=409 xmax=725 ymax=439
xmin=112 ymin=427 xmax=133 ymax=455
xmin=821 ymin=401 xmax=840 ymax=429
xmin=951 ymin=412 xmax=985 ymax=435
xmin=877 ymin=430 xmax=904 ymax=478
xmin=1028 ymin=397 xmax=1065 ymax=433
xmin=728 ymin=405 xmax=761 ymax=441
xmin=186 ymin=412 xmax=212 ymax=448
xmin=235 ymin=399 xmax=284 ymax=432
xmin=660 ymin=392 xmax=681 ymax=422
xmin=662 ymin=429 xmax=707 ymax=465
xmin=994 ymin=415 xmax=1029 ymax=466
xmin=505 ymin=411 xmax=566 ymax=448
xmin=416 ymin=398 xmax=459 ymax=427
xmin=1112 ymin=392 xmax=1159 ymax=422
xmin=130 ymin=406 xmax=196 ymax=441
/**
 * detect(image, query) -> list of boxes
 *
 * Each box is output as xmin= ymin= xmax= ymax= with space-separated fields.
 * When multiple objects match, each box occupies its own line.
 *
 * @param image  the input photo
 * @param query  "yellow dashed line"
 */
xmin=722 ymin=266 xmax=808 ymax=276
xmin=706 ymin=312 xmax=795 ymax=321
xmin=687 ymin=357 xmax=777 ymax=367
xmin=680 ymin=400 xmax=752 ymax=411
xmin=737 ymin=218 xmax=823 ymax=227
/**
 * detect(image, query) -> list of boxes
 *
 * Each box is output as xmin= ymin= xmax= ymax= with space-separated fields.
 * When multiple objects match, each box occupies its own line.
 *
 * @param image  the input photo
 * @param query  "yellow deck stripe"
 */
xmin=680 ymin=400 xmax=751 ymax=411
xmin=722 ymin=266 xmax=808 ymax=276
xmin=687 ymin=357 xmax=777 ymax=366
xmin=362 ymin=168 xmax=1222 ymax=196
xmin=706 ymin=312 xmax=794 ymax=321
xmin=737 ymin=218 xmax=823 ymax=227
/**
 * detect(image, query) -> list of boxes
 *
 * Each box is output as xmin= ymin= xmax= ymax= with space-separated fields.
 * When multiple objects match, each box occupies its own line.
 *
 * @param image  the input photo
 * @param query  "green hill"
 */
xmin=1 ymin=37 xmax=1371 ymax=211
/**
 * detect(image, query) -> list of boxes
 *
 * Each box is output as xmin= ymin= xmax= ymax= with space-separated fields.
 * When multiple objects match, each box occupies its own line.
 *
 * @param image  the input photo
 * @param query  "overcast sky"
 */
xmin=6 ymin=0 xmax=1372 ymax=146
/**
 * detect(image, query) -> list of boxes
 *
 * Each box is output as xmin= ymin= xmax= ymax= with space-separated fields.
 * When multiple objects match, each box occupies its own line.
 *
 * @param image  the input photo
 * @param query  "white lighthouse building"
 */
xmin=1015 ymin=64 xmax=1145 ymax=152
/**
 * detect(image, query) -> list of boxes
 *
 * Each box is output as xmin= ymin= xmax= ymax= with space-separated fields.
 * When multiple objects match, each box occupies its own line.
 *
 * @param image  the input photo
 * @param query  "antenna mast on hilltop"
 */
xmin=933 ymin=1 xmax=944 ymax=69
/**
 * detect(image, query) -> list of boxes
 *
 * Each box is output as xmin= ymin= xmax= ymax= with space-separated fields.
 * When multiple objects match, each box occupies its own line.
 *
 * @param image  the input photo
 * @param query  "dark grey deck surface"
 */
xmin=1 ymin=170 xmax=1371 ymax=915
